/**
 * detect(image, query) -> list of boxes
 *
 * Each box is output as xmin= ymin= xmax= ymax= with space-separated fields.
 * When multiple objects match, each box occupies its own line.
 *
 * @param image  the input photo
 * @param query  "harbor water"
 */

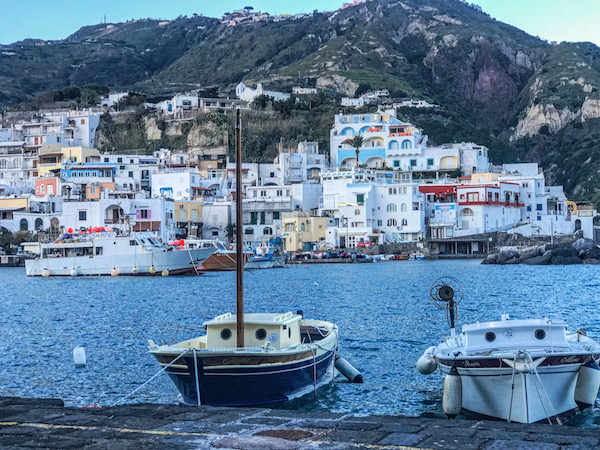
xmin=1 ymin=260 xmax=599 ymax=427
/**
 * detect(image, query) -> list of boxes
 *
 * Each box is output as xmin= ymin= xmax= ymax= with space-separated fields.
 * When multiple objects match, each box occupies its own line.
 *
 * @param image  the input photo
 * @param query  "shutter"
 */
xmin=147 ymin=210 xmax=151 ymax=219
xmin=136 ymin=210 xmax=140 ymax=219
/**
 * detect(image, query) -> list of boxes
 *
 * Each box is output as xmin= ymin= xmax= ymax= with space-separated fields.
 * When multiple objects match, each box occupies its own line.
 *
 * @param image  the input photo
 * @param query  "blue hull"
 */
xmin=165 ymin=350 xmax=336 ymax=406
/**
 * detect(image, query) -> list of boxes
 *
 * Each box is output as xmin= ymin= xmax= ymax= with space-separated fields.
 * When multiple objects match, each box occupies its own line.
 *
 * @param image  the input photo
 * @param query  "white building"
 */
xmin=277 ymin=141 xmax=328 ymax=184
xmin=101 ymin=92 xmax=129 ymax=108
xmin=292 ymin=87 xmax=318 ymax=95
xmin=320 ymin=169 xmax=425 ymax=247
xmin=200 ymin=200 xmax=232 ymax=240
xmin=151 ymin=171 xmax=211 ymax=200
xmin=99 ymin=154 xmax=159 ymax=192
xmin=330 ymin=112 xmax=489 ymax=176
xmin=341 ymin=97 xmax=365 ymax=108
xmin=242 ymin=183 xmax=323 ymax=239
xmin=156 ymin=93 xmax=199 ymax=115
xmin=422 ymin=181 xmax=522 ymax=239
xmin=0 ymin=141 xmax=37 ymax=187
xmin=235 ymin=82 xmax=290 ymax=103
xmin=394 ymin=99 xmax=439 ymax=109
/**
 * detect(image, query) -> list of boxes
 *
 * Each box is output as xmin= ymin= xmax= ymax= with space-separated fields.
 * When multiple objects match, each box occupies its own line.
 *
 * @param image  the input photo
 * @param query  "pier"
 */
xmin=1 ymin=396 xmax=597 ymax=449
xmin=288 ymin=257 xmax=373 ymax=264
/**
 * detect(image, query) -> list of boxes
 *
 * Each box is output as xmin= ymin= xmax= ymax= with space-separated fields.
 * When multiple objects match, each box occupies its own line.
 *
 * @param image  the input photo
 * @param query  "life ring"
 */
xmin=227 ymin=244 xmax=234 ymax=250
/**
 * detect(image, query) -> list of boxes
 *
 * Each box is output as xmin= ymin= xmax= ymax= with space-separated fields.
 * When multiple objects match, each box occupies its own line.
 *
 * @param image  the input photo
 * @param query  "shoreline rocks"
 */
xmin=482 ymin=239 xmax=600 ymax=265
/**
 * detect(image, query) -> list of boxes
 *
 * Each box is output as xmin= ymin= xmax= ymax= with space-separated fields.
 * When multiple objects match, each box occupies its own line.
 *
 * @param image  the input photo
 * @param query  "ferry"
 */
xmin=25 ymin=231 xmax=215 ymax=277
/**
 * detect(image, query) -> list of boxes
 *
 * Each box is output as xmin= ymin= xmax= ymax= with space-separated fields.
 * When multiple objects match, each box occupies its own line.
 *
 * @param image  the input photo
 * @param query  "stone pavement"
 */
xmin=0 ymin=397 xmax=598 ymax=449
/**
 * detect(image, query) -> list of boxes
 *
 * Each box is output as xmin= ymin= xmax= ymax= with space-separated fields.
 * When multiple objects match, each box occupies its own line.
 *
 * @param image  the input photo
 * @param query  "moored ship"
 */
xmin=25 ymin=231 xmax=215 ymax=277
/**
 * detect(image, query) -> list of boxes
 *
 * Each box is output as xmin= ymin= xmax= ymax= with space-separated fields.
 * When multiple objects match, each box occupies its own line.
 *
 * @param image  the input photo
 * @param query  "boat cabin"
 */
xmin=204 ymin=312 xmax=302 ymax=349
xmin=462 ymin=317 xmax=570 ymax=355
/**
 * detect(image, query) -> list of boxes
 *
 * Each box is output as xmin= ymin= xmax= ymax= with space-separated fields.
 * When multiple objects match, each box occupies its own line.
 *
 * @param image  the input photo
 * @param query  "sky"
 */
xmin=0 ymin=0 xmax=599 ymax=46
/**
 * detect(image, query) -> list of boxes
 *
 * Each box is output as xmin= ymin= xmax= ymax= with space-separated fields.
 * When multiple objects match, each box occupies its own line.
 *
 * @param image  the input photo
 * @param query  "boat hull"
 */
xmin=438 ymin=355 xmax=589 ymax=423
xmin=154 ymin=346 xmax=336 ymax=406
xmin=198 ymin=252 xmax=250 ymax=272
xmin=245 ymin=255 xmax=287 ymax=269
xmin=25 ymin=248 xmax=214 ymax=276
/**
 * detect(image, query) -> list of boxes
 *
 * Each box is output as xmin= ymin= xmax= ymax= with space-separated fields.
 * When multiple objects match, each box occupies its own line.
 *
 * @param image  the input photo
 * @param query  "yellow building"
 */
xmin=467 ymin=172 xmax=500 ymax=184
xmin=281 ymin=212 xmax=328 ymax=252
xmin=38 ymin=144 xmax=101 ymax=177
xmin=175 ymin=200 xmax=203 ymax=237
xmin=0 ymin=197 xmax=29 ymax=221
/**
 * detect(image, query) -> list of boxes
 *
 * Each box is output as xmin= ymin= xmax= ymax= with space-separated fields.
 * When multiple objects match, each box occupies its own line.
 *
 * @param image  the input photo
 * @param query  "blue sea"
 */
xmin=1 ymin=260 xmax=599 ymax=427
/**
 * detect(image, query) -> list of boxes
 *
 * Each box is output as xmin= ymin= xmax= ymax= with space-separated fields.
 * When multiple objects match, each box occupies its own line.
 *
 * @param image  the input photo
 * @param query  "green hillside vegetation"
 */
xmin=2 ymin=0 xmax=600 ymax=204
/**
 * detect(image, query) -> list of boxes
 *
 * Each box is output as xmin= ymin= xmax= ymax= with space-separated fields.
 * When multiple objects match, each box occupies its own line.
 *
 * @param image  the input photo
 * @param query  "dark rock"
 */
xmin=545 ymin=243 xmax=578 ymax=258
xmin=578 ymin=245 xmax=600 ymax=260
xmin=519 ymin=247 xmax=542 ymax=262
xmin=550 ymin=255 xmax=581 ymax=265
xmin=503 ymin=257 xmax=520 ymax=264
xmin=523 ymin=254 xmax=551 ymax=265
xmin=582 ymin=259 xmax=600 ymax=264
xmin=481 ymin=253 xmax=498 ymax=264
xmin=497 ymin=249 xmax=519 ymax=264
xmin=572 ymin=238 xmax=596 ymax=252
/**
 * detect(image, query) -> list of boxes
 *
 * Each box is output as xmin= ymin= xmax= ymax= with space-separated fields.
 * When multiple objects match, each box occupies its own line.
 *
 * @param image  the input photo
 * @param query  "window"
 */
xmin=460 ymin=208 xmax=474 ymax=216
xmin=410 ymin=159 xmax=417 ymax=167
xmin=260 ymin=190 xmax=266 ymax=197
xmin=117 ymin=158 xmax=123 ymax=163
xmin=104 ymin=157 xmax=109 ymax=162
xmin=386 ymin=204 xmax=397 ymax=212
xmin=130 ymin=159 xmax=134 ymax=164
xmin=95 ymin=247 xmax=103 ymax=255
xmin=129 ymin=171 xmax=133 ymax=178
xmin=90 ymin=187 xmax=96 ymax=194
xmin=387 ymin=218 xmax=397 ymax=226
xmin=273 ymin=211 xmax=280 ymax=220
xmin=536 ymin=204 xmax=543 ymax=211
xmin=467 ymin=192 xmax=479 ymax=202
xmin=120 ymin=166 xmax=125 ymax=171
xmin=354 ymin=209 xmax=360 ymax=215
xmin=270 ymin=172 xmax=275 ymax=177
xmin=401 ymin=203 xmax=407 ymax=212
xmin=377 ymin=220 xmax=382 ymax=226
xmin=263 ymin=227 xmax=272 ymax=235
xmin=81 ymin=119 xmax=85 ymax=125
xmin=393 ymin=160 xmax=400 ymax=167
xmin=277 ymin=190 xmax=283 ymax=196
xmin=212 ymin=230 xmax=219 ymax=236
xmin=41 ymin=184 xmax=45 ymax=194
xmin=300 ymin=223 xmax=306 ymax=232
xmin=79 ymin=211 xmax=87 ymax=221
xmin=427 ymin=158 xmax=434 ymax=166
xmin=140 ymin=210 xmax=149 ymax=219
xmin=244 ymin=228 xmax=254 ymax=235
xmin=402 ymin=219 xmax=408 ymax=226
xmin=356 ymin=194 xmax=364 ymax=205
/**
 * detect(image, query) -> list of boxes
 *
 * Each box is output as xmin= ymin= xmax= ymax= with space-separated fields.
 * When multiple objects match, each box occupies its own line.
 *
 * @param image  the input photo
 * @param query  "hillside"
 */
xmin=2 ymin=0 xmax=600 ymax=204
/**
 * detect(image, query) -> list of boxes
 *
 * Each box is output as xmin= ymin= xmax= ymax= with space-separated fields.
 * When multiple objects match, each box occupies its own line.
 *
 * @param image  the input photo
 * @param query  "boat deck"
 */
xmin=1 ymin=396 xmax=597 ymax=448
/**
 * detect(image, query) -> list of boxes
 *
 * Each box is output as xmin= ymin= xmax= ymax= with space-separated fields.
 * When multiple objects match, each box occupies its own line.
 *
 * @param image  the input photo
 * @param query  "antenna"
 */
xmin=429 ymin=276 xmax=463 ymax=333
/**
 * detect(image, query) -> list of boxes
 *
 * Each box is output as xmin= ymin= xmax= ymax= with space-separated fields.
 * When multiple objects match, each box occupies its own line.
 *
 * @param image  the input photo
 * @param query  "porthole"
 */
xmin=534 ymin=329 xmax=546 ymax=340
xmin=220 ymin=328 xmax=232 ymax=340
xmin=485 ymin=332 xmax=496 ymax=342
xmin=255 ymin=328 xmax=267 ymax=340
xmin=288 ymin=327 xmax=292 ymax=339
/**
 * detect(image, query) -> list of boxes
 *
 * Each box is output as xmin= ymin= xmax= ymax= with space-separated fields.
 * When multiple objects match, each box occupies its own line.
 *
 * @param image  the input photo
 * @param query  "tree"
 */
xmin=343 ymin=135 xmax=365 ymax=167
xmin=244 ymin=6 xmax=254 ymax=15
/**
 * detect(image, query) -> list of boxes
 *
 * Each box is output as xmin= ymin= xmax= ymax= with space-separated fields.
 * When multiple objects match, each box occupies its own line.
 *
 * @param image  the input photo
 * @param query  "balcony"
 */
xmin=460 ymin=201 xmax=525 ymax=207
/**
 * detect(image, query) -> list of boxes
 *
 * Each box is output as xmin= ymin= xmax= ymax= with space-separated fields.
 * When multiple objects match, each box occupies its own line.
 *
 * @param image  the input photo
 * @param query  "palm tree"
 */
xmin=343 ymin=135 xmax=365 ymax=168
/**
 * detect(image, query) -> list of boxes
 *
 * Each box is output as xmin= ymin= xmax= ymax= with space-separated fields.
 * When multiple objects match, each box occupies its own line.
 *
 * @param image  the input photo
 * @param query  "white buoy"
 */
xmin=42 ymin=269 xmax=50 ymax=277
xmin=417 ymin=346 xmax=438 ymax=375
xmin=70 ymin=269 xmax=78 ymax=277
xmin=132 ymin=267 xmax=139 ymax=275
xmin=443 ymin=366 xmax=462 ymax=419
xmin=149 ymin=265 xmax=156 ymax=274
xmin=335 ymin=357 xmax=363 ymax=383
xmin=575 ymin=359 xmax=600 ymax=409
xmin=73 ymin=347 xmax=87 ymax=367
xmin=110 ymin=268 xmax=119 ymax=276
xmin=161 ymin=269 xmax=169 ymax=277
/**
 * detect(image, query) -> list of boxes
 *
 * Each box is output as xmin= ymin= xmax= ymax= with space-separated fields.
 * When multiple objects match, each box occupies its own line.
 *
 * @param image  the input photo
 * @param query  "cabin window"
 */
xmin=220 ymin=328 xmax=232 ymax=340
xmin=129 ymin=240 xmax=137 ymax=246
xmin=534 ymin=329 xmax=546 ymax=340
xmin=95 ymin=247 xmax=103 ymax=255
xmin=79 ymin=211 xmax=87 ymax=221
xmin=255 ymin=328 xmax=267 ymax=340
xmin=485 ymin=332 xmax=496 ymax=342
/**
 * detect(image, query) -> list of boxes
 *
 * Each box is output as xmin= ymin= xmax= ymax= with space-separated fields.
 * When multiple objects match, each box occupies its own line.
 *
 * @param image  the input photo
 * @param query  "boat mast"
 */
xmin=235 ymin=108 xmax=244 ymax=348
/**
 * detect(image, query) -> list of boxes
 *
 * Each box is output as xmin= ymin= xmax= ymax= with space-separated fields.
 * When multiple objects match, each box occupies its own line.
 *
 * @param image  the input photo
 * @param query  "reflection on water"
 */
xmin=1 ymin=260 xmax=599 ymax=427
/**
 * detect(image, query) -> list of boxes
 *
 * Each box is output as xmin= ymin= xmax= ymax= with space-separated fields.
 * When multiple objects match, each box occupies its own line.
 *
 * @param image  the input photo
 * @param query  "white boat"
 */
xmin=25 ymin=231 xmax=215 ymax=277
xmin=245 ymin=240 xmax=287 ymax=269
xmin=409 ymin=252 xmax=425 ymax=260
xmin=148 ymin=109 xmax=358 ymax=407
xmin=417 ymin=277 xmax=600 ymax=424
